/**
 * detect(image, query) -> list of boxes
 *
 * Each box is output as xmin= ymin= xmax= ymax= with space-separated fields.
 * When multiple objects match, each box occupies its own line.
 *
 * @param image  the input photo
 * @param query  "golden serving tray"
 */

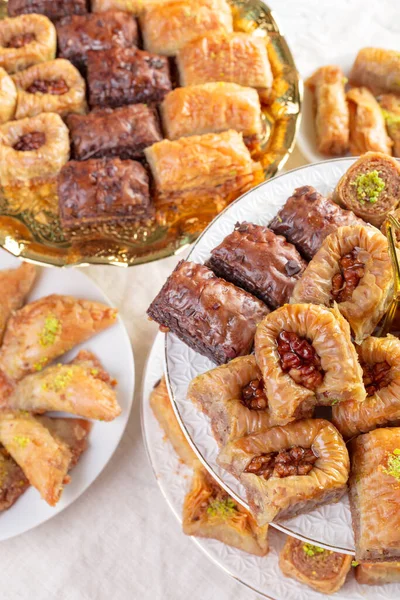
xmin=0 ymin=0 xmax=302 ymax=267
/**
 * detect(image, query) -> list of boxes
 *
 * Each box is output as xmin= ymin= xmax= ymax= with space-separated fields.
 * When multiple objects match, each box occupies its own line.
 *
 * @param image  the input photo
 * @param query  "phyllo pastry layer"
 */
xmin=349 ymin=47 xmax=400 ymax=95
xmin=92 ymin=0 xmax=171 ymax=13
xmin=147 ymin=260 xmax=269 ymax=365
xmin=0 ymin=445 xmax=29 ymax=511
xmin=7 ymin=0 xmax=88 ymax=21
xmin=347 ymin=87 xmax=392 ymax=155
xmin=355 ymin=561 xmax=400 ymax=585
xmin=218 ymin=419 xmax=349 ymax=526
xmin=0 ymin=67 xmax=17 ymax=124
xmin=378 ymin=93 xmax=400 ymax=157
xmin=0 ymin=262 xmax=36 ymax=342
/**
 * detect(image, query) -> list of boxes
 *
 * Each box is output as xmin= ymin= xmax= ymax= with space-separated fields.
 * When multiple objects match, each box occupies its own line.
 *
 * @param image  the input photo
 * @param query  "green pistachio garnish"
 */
xmin=39 ymin=315 xmax=61 ymax=347
xmin=303 ymin=543 xmax=326 ymax=557
xmin=207 ymin=497 xmax=237 ymax=518
xmin=351 ymin=171 xmax=385 ymax=205
xmin=13 ymin=435 xmax=30 ymax=448
xmin=352 ymin=561 xmax=359 ymax=567
xmin=381 ymin=108 xmax=400 ymax=127
xmin=34 ymin=357 xmax=48 ymax=371
xmin=383 ymin=449 xmax=400 ymax=481
xmin=42 ymin=368 xmax=74 ymax=393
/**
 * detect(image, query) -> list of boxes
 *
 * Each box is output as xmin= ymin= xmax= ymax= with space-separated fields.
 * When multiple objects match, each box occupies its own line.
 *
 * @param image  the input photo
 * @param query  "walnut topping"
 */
xmin=27 ymin=78 xmax=69 ymax=95
xmin=13 ymin=131 xmax=45 ymax=152
xmin=331 ymin=248 xmax=365 ymax=303
xmin=362 ymin=360 xmax=391 ymax=396
xmin=277 ymin=331 xmax=324 ymax=390
xmin=244 ymin=446 xmax=317 ymax=479
xmin=6 ymin=33 xmax=35 ymax=48
xmin=241 ymin=378 xmax=268 ymax=410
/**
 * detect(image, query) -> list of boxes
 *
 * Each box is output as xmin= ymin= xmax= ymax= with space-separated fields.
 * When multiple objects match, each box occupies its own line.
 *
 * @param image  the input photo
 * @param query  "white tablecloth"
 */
xmin=1 ymin=2 xmax=399 ymax=599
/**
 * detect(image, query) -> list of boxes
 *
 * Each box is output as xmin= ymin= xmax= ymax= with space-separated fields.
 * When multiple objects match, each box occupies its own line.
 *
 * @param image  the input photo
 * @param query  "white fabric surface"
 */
xmin=1 ymin=2 xmax=399 ymax=599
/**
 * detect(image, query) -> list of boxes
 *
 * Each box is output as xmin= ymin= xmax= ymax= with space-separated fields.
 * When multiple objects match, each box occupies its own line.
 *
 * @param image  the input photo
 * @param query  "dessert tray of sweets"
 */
xmin=0 ymin=0 xmax=301 ymax=267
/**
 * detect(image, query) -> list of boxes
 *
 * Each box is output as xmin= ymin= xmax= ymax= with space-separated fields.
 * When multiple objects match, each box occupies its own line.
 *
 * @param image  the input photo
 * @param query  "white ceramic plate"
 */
xmin=165 ymin=158 xmax=364 ymax=553
xmin=143 ymin=333 xmax=400 ymax=600
xmin=0 ymin=250 xmax=135 ymax=541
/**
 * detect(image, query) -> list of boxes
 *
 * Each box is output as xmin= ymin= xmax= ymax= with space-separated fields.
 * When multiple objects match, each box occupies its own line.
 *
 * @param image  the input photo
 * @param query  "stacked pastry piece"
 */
xmin=0 ymin=262 xmax=121 ymax=509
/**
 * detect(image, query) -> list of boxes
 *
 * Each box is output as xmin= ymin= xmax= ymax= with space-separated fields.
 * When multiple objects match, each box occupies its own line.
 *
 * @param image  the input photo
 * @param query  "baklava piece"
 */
xmin=188 ymin=355 xmax=279 ymax=446
xmin=161 ymin=82 xmax=263 ymax=141
xmin=0 ymin=262 xmax=36 ymax=342
xmin=279 ymin=537 xmax=352 ymax=594
xmin=92 ymin=0 xmax=170 ymax=13
xmin=8 ymin=0 xmax=88 ymax=21
xmin=0 ymin=14 xmax=56 ymax=74
xmin=56 ymin=11 xmax=138 ymax=71
xmin=355 ymin=561 xmax=400 ymax=585
xmin=333 ymin=335 xmax=400 ymax=438
xmin=182 ymin=465 xmax=269 ymax=556
xmin=291 ymin=224 xmax=393 ymax=343
xmin=58 ymin=157 xmax=153 ymax=238
xmin=269 ymin=185 xmax=363 ymax=260
xmin=349 ymin=47 xmax=400 ymax=95
xmin=218 ymin=419 xmax=349 ymax=526
xmin=0 ymin=294 xmax=117 ymax=382
xmin=379 ymin=94 xmax=400 ymax=157
xmin=347 ymin=87 xmax=392 ymax=155
xmin=177 ymin=32 xmax=273 ymax=99
xmin=147 ymin=260 xmax=269 ymax=365
xmin=333 ymin=152 xmax=400 ymax=227
xmin=305 ymin=65 xmax=349 ymax=156
xmin=0 ymin=68 xmax=17 ymax=124
xmin=150 ymin=376 xmax=197 ymax=467
xmin=254 ymin=303 xmax=365 ymax=424
xmin=141 ymin=0 xmax=233 ymax=57
xmin=349 ymin=427 xmax=400 ymax=561
xmin=0 ymin=112 xmax=69 ymax=188
xmin=0 ymin=446 xmax=29 ymax=511
xmin=207 ymin=222 xmax=307 ymax=309
xmin=87 ymin=47 xmax=171 ymax=109
xmin=13 ymin=58 xmax=87 ymax=119
xmin=66 ymin=104 xmax=162 ymax=161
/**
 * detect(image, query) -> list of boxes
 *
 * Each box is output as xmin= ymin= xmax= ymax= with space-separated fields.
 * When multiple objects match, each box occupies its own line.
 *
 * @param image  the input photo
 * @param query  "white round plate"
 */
xmin=165 ymin=158 xmax=362 ymax=552
xmin=0 ymin=250 xmax=134 ymax=541
xmin=143 ymin=333 xmax=400 ymax=600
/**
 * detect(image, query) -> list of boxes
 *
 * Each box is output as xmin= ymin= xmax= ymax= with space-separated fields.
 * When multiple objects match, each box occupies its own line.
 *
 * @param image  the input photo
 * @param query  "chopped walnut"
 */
xmin=241 ymin=378 xmax=268 ymax=410
xmin=245 ymin=446 xmax=317 ymax=480
xmin=13 ymin=131 xmax=45 ymax=152
xmin=331 ymin=248 xmax=365 ymax=303
xmin=277 ymin=331 xmax=324 ymax=390
xmin=27 ymin=78 xmax=69 ymax=95
xmin=6 ymin=33 xmax=35 ymax=48
xmin=362 ymin=360 xmax=391 ymax=396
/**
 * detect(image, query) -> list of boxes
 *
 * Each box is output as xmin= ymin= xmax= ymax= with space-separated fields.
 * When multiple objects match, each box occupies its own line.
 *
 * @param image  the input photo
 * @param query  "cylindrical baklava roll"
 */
xmin=378 ymin=93 xmax=400 ymax=157
xmin=349 ymin=47 xmax=400 ymax=95
xmin=0 ymin=67 xmax=17 ymax=124
xmin=346 ymin=87 xmax=392 ymax=155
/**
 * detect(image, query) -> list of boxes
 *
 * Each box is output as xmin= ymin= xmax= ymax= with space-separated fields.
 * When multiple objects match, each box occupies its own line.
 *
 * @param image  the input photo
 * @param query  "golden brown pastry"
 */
xmin=13 ymin=59 xmax=87 ymax=120
xmin=177 ymin=32 xmax=273 ymax=98
xmin=182 ymin=465 xmax=269 ymax=556
xmin=0 ymin=411 xmax=72 ymax=506
xmin=218 ymin=419 xmax=349 ymax=526
xmin=150 ymin=376 xmax=198 ymax=467
xmin=349 ymin=427 xmax=400 ymax=561
xmin=188 ymin=356 xmax=281 ymax=445
xmin=333 ymin=151 xmax=400 ymax=227
xmin=305 ymin=65 xmax=349 ymax=156
xmin=279 ymin=537 xmax=352 ymax=594
xmin=92 ymin=0 xmax=172 ymax=14
xmin=0 ymin=294 xmax=118 ymax=382
xmin=0 ymin=14 xmax=56 ymax=74
xmin=140 ymin=0 xmax=233 ymax=57
xmin=0 ymin=262 xmax=36 ymax=342
xmin=254 ymin=304 xmax=365 ymax=425
xmin=161 ymin=82 xmax=263 ymax=141
xmin=0 ymin=112 xmax=69 ymax=187
xmin=291 ymin=224 xmax=393 ymax=344
xmin=0 ymin=67 xmax=17 ymax=124
xmin=355 ymin=561 xmax=400 ymax=585
xmin=378 ymin=93 xmax=400 ymax=157
xmin=349 ymin=47 xmax=400 ymax=95
xmin=0 ymin=445 xmax=29 ymax=511
xmin=333 ymin=335 xmax=400 ymax=438
xmin=347 ymin=87 xmax=392 ymax=155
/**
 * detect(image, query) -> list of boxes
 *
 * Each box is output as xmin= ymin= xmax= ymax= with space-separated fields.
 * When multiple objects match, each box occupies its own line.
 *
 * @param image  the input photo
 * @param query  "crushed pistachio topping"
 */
xmin=207 ymin=496 xmax=237 ymax=518
xmin=90 ymin=368 xmax=99 ymax=377
xmin=13 ymin=435 xmax=30 ymax=448
xmin=39 ymin=315 xmax=61 ymax=347
xmin=351 ymin=170 xmax=385 ymax=204
xmin=34 ymin=357 xmax=48 ymax=371
xmin=383 ymin=449 xmax=400 ymax=481
xmin=381 ymin=108 xmax=400 ymax=127
xmin=342 ymin=76 xmax=348 ymax=85
xmin=303 ymin=543 xmax=326 ymax=557
xmin=352 ymin=561 xmax=359 ymax=567
xmin=42 ymin=368 xmax=74 ymax=393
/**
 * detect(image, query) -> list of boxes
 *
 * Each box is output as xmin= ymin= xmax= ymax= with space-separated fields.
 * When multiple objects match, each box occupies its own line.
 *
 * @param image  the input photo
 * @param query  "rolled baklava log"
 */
xmin=13 ymin=59 xmax=87 ymax=120
xmin=67 ymin=104 xmax=162 ymax=161
xmin=8 ymin=0 xmax=88 ymax=20
xmin=349 ymin=47 xmax=400 ymax=95
xmin=355 ymin=561 xmax=400 ymax=585
xmin=87 ymin=47 xmax=171 ymax=109
xmin=349 ymin=427 xmax=400 ymax=562
xmin=279 ymin=537 xmax=352 ymax=594
xmin=333 ymin=335 xmax=400 ymax=438
xmin=0 ymin=14 xmax=56 ymax=74
xmin=161 ymin=83 xmax=263 ymax=141
xmin=254 ymin=303 xmax=365 ymax=424
xmin=58 ymin=158 xmax=153 ymax=238
xmin=182 ymin=465 xmax=269 ymax=556
xmin=269 ymin=185 xmax=363 ymax=260
xmin=0 ymin=68 xmax=17 ymax=124
xmin=305 ymin=65 xmax=349 ymax=156
xmin=378 ymin=94 xmax=400 ymax=157
xmin=347 ymin=87 xmax=392 ymax=155
xmin=291 ymin=224 xmax=393 ymax=343
xmin=0 ymin=112 xmax=69 ymax=188
xmin=333 ymin=152 xmax=400 ymax=227
xmin=56 ymin=11 xmax=138 ymax=71
xmin=218 ymin=419 xmax=350 ymax=526
xmin=188 ymin=355 xmax=280 ymax=446
xmin=206 ymin=222 xmax=307 ymax=309
xmin=147 ymin=260 xmax=269 ymax=365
